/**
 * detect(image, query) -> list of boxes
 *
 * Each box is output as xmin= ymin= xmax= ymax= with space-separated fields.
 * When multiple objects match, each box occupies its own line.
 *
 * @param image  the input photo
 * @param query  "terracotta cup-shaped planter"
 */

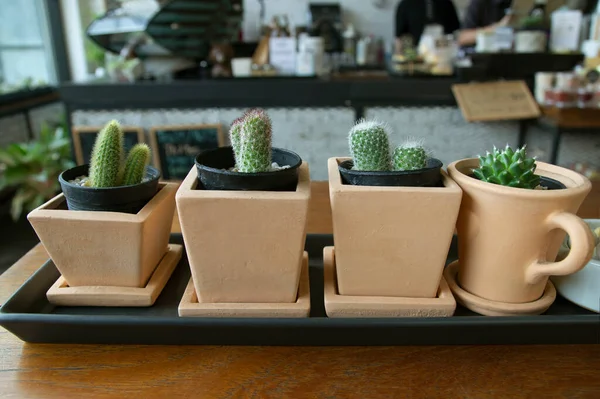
xmin=176 ymin=163 xmax=310 ymax=303
xmin=448 ymin=159 xmax=595 ymax=304
xmin=28 ymin=183 xmax=177 ymax=287
xmin=328 ymin=158 xmax=462 ymax=298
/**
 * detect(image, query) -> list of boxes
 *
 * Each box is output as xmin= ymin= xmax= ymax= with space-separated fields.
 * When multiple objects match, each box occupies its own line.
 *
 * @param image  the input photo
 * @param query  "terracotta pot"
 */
xmin=448 ymin=159 xmax=595 ymax=304
xmin=27 ymin=183 xmax=178 ymax=287
xmin=328 ymin=158 xmax=462 ymax=298
xmin=176 ymin=163 xmax=310 ymax=303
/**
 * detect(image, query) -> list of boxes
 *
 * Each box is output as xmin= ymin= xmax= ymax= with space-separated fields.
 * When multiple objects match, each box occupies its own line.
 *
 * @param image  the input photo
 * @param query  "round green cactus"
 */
xmin=122 ymin=143 xmax=151 ymax=186
xmin=89 ymin=120 xmax=124 ymax=188
xmin=348 ymin=119 xmax=392 ymax=171
xmin=393 ymin=140 xmax=427 ymax=171
xmin=237 ymin=109 xmax=272 ymax=173
xmin=473 ymin=145 xmax=540 ymax=189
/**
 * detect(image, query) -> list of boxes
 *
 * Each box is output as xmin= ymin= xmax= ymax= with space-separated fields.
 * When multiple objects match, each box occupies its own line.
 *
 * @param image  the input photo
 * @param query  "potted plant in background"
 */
xmin=0 ymin=121 xmax=73 ymax=221
xmin=446 ymin=145 xmax=595 ymax=316
xmin=28 ymin=120 xmax=181 ymax=307
xmin=177 ymin=109 xmax=311 ymax=318
xmin=325 ymin=119 xmax=462 ymax=318
xmin=552 ymin=221 xmax=600 ymax=313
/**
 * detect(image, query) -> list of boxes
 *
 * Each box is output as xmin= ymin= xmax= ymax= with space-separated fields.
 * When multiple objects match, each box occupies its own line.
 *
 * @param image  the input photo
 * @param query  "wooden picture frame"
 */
xmin=149 ymin=124 xmax=226 ymax=182
xmin=72 ymin=126 xmax=145 ymax=165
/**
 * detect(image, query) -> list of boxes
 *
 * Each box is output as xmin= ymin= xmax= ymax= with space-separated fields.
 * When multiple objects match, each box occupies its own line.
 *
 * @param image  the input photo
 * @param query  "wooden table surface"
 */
xmin=541 ymin=106 xmax=600 ymax=129
xmin=1 ymin=181 xmax=599 ymax=398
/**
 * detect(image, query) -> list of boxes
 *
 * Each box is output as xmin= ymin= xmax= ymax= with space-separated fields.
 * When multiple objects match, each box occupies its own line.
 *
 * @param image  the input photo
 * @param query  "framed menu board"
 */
xmin=72 ymin=126 xmax=145 ymax=165
xmin=452 ymin=81 xmax=540 ymax=122
xmin=149 ymin=124 xmax=225 ymax=181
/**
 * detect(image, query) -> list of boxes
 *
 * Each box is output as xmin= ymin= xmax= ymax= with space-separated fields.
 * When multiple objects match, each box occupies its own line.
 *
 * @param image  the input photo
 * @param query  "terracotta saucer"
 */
xmin=178 ymin=252 xmax=310 ymax=318
xmin=46 ymin=244 xmax=183 ymax=307
xmin=444 ymin=261 xmax=557 ymax=316
xmin=323 ymin=247 xmax=456 ymax=318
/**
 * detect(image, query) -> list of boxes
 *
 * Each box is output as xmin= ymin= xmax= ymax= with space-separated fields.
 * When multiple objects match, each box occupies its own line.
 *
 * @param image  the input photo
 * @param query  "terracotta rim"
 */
xmin=444 ymin=261 xmax=557 ymax=315
xmin=447 ymin=158 xmax=591 ymax=198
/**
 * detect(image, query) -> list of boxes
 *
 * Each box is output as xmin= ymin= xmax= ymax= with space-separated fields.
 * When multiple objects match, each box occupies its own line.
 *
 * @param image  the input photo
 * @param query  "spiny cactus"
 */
xmin=473 ymin=145 xmax=540 ymax=189
xmin=88 ymin=120 xmax=151 ymax=188
xmin=393 ymin=140 xmax=427 ymax=171
xmin=236 ymin=109 xmax=272 ymax=173
xmin=348 ymin=119 xmax=392 ymax=171
xmin=89 ymin=120 xmax=123 ymax=188
xmin=122 ymin=144 xmax=151 ymax=186
xmin=229 ymin=114 xmax=245 ymax=167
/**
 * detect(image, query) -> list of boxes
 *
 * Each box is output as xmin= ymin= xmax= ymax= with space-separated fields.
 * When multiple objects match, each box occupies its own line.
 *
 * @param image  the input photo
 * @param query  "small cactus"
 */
xmin=122 ymin=144 xmax=151 ymax=186
xmin=89 ymin=120 xmax=123 ymax=188
xmin=393 ymin=140 xmax=428 ymax=171
xmin=348 ymin=119 xmax=392 ymax=171
xmin=229 ymin=113 xmax=248 ymax=168
xmin=473 ymin=145 xmax=540 ymax=189
xmin=236 ymin=109 xmax=272 ymax=173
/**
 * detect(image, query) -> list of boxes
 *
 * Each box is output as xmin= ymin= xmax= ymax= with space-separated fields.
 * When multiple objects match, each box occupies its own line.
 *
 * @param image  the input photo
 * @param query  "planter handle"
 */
xmin=525 ymin=212 xmax=595 ymax=285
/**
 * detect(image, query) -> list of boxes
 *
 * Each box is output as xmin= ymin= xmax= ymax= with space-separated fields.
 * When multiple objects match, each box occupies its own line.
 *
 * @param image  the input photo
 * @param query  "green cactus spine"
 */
xmin=348 ymin=119 xmax=392 ymax=171
xmin=473 ymin=145 xmax=540 ymax=189
xmin=393 ymin=140 xmax=428 ymax=171
xmin=237 ymin=109 xmax=272 ymax=173
xmin=122 ymin=143 xmax=151 ymax=186
xmin=89 ymin=120 xmax=124 ymax=188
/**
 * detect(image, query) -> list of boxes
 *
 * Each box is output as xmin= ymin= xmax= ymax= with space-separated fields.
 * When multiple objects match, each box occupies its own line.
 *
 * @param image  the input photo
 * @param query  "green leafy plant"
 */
xmin=0 ymin=121 xmax=74 ymax=220
xmin=473 ymin=145 xmax=540 ymax=189
xmin=230 ymin=109 xmax=272 ymax=173
xmin=393 ymin=140 xmax=427 ymax=171
xmin=89 ymin=120 xmax=151 ymax=188
xmin=348 ymin=119 xmax=392 ymax=171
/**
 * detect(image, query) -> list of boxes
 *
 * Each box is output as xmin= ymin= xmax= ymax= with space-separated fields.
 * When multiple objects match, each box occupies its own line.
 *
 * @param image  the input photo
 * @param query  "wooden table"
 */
xmin=1 ymin=182 xmax=599 ymax=398
xmin=537 ymin=106 xmax=600 ymax=165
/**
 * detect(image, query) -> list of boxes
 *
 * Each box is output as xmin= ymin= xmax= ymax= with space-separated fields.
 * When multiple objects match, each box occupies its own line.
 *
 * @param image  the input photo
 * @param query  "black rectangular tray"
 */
xmin=1 ymin=234 xmax=598 ymax=345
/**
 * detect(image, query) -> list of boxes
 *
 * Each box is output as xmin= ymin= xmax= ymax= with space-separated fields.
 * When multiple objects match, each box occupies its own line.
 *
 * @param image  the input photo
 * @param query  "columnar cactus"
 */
xmin=236 ymin=109 xmax=272 ymax=173
xmin=89 ymin=120 xmax=123 ymax=188
xmin=348 ymin=119 xmax=392 ymax=171
xmin=229 ymin=114 xmax=245 ymax=167
xmin=473 ymin=145 xmax=540 ymax=189
xmin=88 ymin=120 xmax=151 ymax=188
xmin=393 ymin=140 xmax=427 ymax=171
xmin=122 ymin=144 xmax=151 ymax=186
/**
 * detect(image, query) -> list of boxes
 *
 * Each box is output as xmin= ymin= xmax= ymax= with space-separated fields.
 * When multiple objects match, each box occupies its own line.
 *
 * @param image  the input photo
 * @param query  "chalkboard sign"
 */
xmin=149 ymin=124 xmax=225 ymax=181
xmin=72 ymin=126 xmax=145 ymax=165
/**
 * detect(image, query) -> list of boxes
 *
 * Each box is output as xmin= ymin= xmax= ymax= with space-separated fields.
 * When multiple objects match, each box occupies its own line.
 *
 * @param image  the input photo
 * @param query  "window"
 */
xmin=0 ymin=0 xmax=56 ymax=88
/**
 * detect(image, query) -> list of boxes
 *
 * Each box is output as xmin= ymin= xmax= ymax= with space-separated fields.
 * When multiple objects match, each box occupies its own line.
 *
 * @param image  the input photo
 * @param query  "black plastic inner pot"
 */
xmin=338 ymin=158 xmax=443 ymax=187
xmin=59 ymin=164 xmax=160 ymax=213
xmin=468 ymin=174 xmax=566 ymax=190
xmin=195 ymin=146 xmax=302 ymax=191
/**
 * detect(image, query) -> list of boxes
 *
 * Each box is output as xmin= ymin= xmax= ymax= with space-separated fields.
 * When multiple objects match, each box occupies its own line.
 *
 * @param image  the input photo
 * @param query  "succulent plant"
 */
xmin=473 ymin=145 xmax=540 ymax=189
xmin=89 ymin=120 xmax=124 ymax=188
xmin=235 ymin=109 xmax=272 ymax=173
xmin=88 ymin=120 xmax=150 ymax=188
xmin=122 ymin=144 xmax=151 ymax=186
xmin=393 ymin=140 xmax=427 ymax=171
xmin=348 ymin=119 xmax=392 ymax=171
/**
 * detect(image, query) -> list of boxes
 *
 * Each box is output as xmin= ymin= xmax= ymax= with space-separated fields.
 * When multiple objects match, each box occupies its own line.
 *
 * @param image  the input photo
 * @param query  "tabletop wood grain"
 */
xmin=1 ymin=181 xmax=599 ymax=399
